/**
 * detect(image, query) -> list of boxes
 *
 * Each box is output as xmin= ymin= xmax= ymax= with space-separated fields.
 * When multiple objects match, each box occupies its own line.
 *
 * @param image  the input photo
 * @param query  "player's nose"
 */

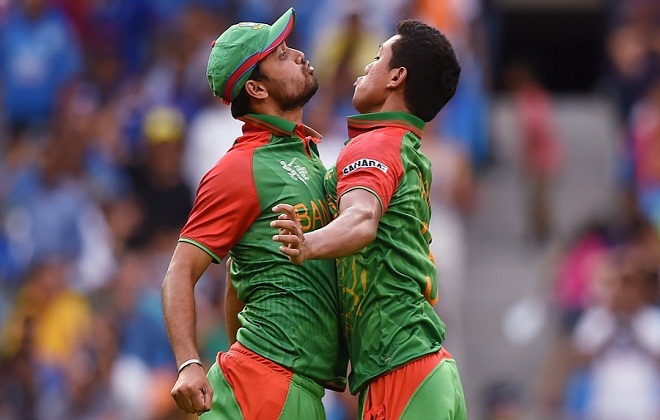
xmin=291 ymin=47 xmax=305 ymax=64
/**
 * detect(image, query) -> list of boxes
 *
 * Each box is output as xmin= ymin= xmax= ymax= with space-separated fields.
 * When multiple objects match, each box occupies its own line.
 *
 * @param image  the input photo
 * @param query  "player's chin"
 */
xmin=307 ymin=77 xmax=319 ymax=96
xmin=352 ymin=94 xmax=366 ymax=113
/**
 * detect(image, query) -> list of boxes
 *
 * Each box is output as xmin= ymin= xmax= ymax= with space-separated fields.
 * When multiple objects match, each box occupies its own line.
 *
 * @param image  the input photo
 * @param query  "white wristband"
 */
xmin=177 ymin=358 xmax=203 ymax=374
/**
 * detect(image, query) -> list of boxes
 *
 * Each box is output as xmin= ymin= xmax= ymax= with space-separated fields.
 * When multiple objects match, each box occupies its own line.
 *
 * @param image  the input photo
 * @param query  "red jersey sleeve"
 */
xmin=179 ymin=148 xmax=261 ymax=263
xmin=336 ymin=130 xmax=404 ymax=213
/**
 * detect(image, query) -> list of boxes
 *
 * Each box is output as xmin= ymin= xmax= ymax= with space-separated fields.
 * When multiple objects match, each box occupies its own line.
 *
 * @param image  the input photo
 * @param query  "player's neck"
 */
xmin=377 ymin=92 xmax=411 ymax=115
xmin=253 ymin=102 xmax=303 ymax=124
xmin=274 ymin=108 xmax=304 ymax=125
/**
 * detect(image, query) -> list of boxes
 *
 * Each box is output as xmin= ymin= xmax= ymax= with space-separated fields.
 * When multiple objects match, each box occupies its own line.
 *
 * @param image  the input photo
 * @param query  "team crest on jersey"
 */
xmin=342 ymin=159 xmax=388 ymax=175
xmin=281 ymin=157 xmax=309 ymax=184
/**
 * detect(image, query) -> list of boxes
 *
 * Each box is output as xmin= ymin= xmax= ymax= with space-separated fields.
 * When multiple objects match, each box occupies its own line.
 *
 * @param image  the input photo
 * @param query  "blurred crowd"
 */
xmin=530 ymin=1 xmax=660 ymax=420
xmin=0 ymin=0 xmax=657 ymax=419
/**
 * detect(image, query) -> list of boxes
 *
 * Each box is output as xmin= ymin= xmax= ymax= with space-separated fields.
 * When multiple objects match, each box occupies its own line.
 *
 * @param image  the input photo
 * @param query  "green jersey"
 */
xmin=325 ymin=112 xmax=445 ymax=393
xmin=180 ymin=114 xmax=347 ymax=390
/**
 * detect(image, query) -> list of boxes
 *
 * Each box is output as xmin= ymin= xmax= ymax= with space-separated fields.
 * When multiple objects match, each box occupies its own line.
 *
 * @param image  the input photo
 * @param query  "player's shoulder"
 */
xmin=208 ymin=131 xmax=270 ymax=171
xmin=208 ymin=148 xmax=251 ymax=174
xmin=200 ymin=141 xmax=262 ymax=189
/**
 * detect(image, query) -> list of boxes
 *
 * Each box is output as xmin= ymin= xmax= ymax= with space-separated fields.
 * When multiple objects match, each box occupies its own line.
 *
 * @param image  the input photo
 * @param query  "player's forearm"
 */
xmin=162 ymin=267 xmax=201 ymax=365
xmin=162 ymin=243 xmax=214 ymax=366
xmin=305 ymin=205 xmax=378 ymax=259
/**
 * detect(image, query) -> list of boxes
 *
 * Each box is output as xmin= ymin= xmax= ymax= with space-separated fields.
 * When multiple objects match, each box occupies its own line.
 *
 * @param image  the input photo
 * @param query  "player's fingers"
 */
xmin=190 ymin=385 xmax=211 ymax=414
xmin=174 ymin=392 xmax=196 ymax=414
xmin=277 ymin=215 xmax=293 ymax=235
xmin=273 ymin=234 xmax=301 ymax=247
xmin=270 ymin=219 xmax=294 ymax=229
xmin=279 ymin=246 xmax=301 ymax=257
xmin=272 ymin=204 xmax=299 ymax=223
xmin=186 ymin=394 xmax=201 ymax=414
xmin=171 ymin=388 xmax=193 ymax=413
xmin=270 ymin=219 xmax=301 ymax=234
xmin=272 ymin=203 xmax=295 ymax=215
xmin=203 ymin=385 xmax=213 ymax=412
xmin=171 ymin=392 xmax=183 ymax=411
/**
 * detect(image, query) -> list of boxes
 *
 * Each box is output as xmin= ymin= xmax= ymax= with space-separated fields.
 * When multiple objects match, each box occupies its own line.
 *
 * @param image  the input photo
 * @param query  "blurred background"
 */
xmin=0 ymin=0 xmax=658 ymax=419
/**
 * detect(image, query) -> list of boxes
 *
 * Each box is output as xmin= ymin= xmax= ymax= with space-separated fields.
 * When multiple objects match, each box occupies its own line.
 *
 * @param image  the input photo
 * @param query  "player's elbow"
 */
xmin=362 ymin=217 xmax=379 ymax=245
xmin=353 ymin=207 xmax=379 ymax=247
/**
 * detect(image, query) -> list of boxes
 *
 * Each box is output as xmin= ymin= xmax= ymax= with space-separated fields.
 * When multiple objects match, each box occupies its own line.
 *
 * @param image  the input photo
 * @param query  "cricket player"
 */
xmin=162 ymin=8 xmax=347 ymax=419
xmin=272 ymin=19 xmax=467 ymax=419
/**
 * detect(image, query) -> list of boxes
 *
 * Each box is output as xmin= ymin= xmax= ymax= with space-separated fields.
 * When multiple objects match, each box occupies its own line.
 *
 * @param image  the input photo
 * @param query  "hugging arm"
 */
xmin=271 ymin=188 xmax=381 ymax=264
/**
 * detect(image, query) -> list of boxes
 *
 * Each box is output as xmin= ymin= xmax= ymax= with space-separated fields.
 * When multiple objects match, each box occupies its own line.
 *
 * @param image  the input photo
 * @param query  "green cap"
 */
xmin=206 ymin=8 xmax=296 ymax=104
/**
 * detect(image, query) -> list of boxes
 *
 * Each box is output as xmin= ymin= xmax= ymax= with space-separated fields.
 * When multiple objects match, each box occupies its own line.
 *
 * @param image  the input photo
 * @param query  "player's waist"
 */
xmin=228 ymin=342 xmax=324 ymax=398
xmin=350 ymin=347 xmax=450 ymax=394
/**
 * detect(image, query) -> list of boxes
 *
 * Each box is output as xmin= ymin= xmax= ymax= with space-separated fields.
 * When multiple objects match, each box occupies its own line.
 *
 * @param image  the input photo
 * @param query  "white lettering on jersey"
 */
xmin=342 ymin=158 xmax=389 ymax=175
xmin=281 ymin=157 xmax=309 ymax=184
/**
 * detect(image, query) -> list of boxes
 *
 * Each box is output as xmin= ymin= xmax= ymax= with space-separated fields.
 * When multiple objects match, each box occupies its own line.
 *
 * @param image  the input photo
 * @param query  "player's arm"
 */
xmin=162 ymin=242 xmax=214 ymax=415
xmin=274 ymin=131 xmax=400 ymax=263
xmin=271 ymin=188 xmax=381 ymax=263
xmin=224 ymin=258 xmax=244 ymax=344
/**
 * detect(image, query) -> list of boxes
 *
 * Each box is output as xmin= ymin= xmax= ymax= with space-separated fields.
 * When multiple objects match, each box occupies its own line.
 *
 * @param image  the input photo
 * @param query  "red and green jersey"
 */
xmin=324 ymin=111 xmax=445 ymax=393
xmin=180 ymin=113 xmax=347 ymax=390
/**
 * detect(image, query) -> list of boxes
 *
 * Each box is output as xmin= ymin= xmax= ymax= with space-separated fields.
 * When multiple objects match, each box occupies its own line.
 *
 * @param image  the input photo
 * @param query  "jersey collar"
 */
xmin=347 ymin=112 xmax=425 ymax=140
xmin=239 ymin=113 xmax=321 ymax=143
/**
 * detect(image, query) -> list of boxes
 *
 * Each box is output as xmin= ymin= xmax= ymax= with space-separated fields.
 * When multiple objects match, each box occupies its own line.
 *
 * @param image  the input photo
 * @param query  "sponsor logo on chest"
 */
xmin=342 ymin=159 xmax=389 ymax=175
xmin=280 ymin=157 xmax=309 ymax=184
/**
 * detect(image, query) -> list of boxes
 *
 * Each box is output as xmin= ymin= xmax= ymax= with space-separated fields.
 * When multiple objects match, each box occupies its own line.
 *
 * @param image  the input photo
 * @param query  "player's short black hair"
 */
xmin=231 ymin=63 xmax=265 ymax=119
xmin=389 ymin=20 xmax=461 ymax=122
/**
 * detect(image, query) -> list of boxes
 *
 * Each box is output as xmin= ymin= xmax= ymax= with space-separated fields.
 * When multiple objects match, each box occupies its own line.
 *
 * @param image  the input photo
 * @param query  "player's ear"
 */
xmin=387 ymin=67 xmax=407 ymax=89
xmin=245 ymin=80 xmax=268 ymax=100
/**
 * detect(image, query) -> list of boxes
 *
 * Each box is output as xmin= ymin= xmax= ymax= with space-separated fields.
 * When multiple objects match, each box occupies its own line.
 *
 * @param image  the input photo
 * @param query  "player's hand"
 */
xmin=170 ymin=364 xmax=213 ymax=415
xmin=271 ymin=204 xmax=307 ymax=265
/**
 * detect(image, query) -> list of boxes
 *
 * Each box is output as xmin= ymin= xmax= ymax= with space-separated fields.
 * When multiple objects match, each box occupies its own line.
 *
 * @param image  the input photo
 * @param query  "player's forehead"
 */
xmin=380 ymin=35 xmax=400 ymax=55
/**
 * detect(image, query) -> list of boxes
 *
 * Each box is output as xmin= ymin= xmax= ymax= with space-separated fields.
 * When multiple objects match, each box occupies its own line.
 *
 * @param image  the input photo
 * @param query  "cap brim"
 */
xmin=260 ymin=8 xmax=296 ymax=58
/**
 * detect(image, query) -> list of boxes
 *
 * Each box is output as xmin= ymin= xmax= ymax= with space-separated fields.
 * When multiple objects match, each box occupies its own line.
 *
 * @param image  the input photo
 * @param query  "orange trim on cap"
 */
xmin=222 ymin=15 xmax=295 ymax=102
